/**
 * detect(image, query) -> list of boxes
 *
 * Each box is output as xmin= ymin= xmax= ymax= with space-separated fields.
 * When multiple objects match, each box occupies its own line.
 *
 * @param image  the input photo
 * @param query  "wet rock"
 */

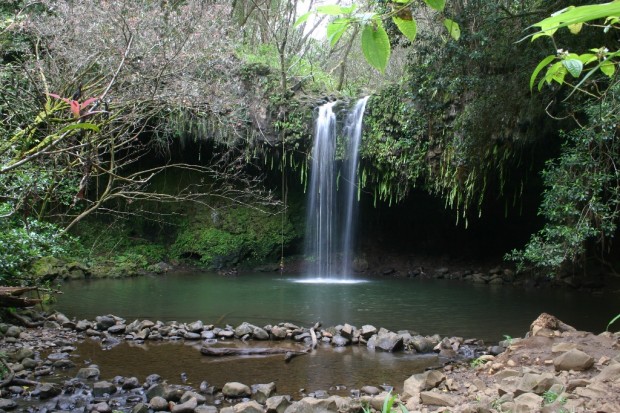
xmin=146 ymin=384 xmax=166 ymax=401
xmin=145 ymin=374 xmax=163 ymax=386
xmin=266 ymin=395 xmax=292 ymax=413
xmin=5 ymin=326 xmax=21 ymax=338
xmin=0 ymin=398 xmax=17 ymax=410
xmin=75 ymin=320 xmax=93 ymax=331
xmin=92 ymin=401 xmax=112 ymax=413
xmin=34 ymin=366 xmax=52 ymax=376
xmin=253 ymin=326 xmax=270 ymax=340
xmin=375 ymin=331 xmax=403 ymax=352
xmin=271 ymin=326 xmax=288 ymax=339
xmin=149 ymin=396 xmax=168 ymax=411
xmin=232 ymin=400 xmax=264 ymax=413
xmin=37 ymin=383 xmax=62 ymax=399
xmin=340 ymin=324 xmax=355 ymax=339
xmin=554 ymin=349 xmax=594 ymax=371
xmin=252 ymin=382 xmax=276 ymax=403
xmin=108 ymin=324 xmax=127 ymax=334
xmin=223 ymin=382 xmax=251 ymax=398
xmin=48 ymin=352 xmax=69 ymax=361
xmin=218 ymin=330 xmax=234 ymax=338
xmin=53 ymin=359 xmax=75 ymax=369
xmin=284 ymin=396 xmax=338 ymax=413
xmin=183 ymin=332 xmax=201 ymax=340
xmin=10 ymin=347 xmax=34 ymax=362
xmin=132 ymin=403 xmax=149 ymax=413
xmin=188 ymin=320 xmax=204 ymax=332
xmin=93 ymin=381 xmax=117 ymax=397
xmin=332 ymin=335 xmax=349 ymax=347
xmin=122 ymin=377 xmax=141 ymax=390
xmin=360 ymin=386 xmax=381 ymax=395
xmin=77 ymin=367 xmax=100 ymax=380
xmin=181 ymin=391 xmax=206 ymax=404
xmin=513 ymin=392 xmax=543 ymax=411
xmin=360 ymin=325 xmax=377 ymax=339
xmin=165 ymin=386 xmax=185 ymax=402
xmin=409 ymin=336 xmax=436 ymax=353
xmin=403 ymin=371 xmax=445 ymax=399
xmin=96 ymin=315 xmax=117 ymax=330
xmin=171 ymin=397 xmax=197 ymax=413
xmin=195 ymin=406 xmax=219 ymax=413
xmin=235 ymin=322 xmax=254 ymax=337
xmin=420 ymin=390 xmax=458 ymax=407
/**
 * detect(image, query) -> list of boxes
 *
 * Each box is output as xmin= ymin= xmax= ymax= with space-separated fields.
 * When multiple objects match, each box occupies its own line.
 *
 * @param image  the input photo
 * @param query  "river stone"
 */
xmin=76 ymin=319 xmax=93 ymax=331
xmin=149 ymin=396 xmax=168 ymax=411
xmin=96 ymin=315 xmax=117 ymax=330
xmin=139 ymin=320 xmax=155 ymax=329
xmin=375 ymin=331 xmax=403 ymax=352
xmin=48 ymin=352 xmax=69 ymax=361
xmin=552 ymin=342 xmax=580 ymax=353
xmin=44 ymin=320 xmax=61 ymax=329
xmin=409 ymin=336 xmax=435 ymax=353
xmin=360 ymin=325 xmax=377 ymax=339
xmin=218 ymin=330 xmax=234 ymax=338
xmin=5 ymin=326 xmax=21 ymax=338
xmin=223 ymin=382 xmax=251 ymax=398
xmin=284 ymin=396 xmax=338 ymax=413
xmin=92 ymin=401 xmax=112 ymax=413
xmin=171 ymin=397 xmax=197 ymax=413
xmin=252 ymin=382 xmax=276 ymax=403
xmin=145 ymin=373 xmax=163 ymax=386
xmin=231 ymin=400 xmax=264 ymax=413
xmin=554 ymin=348 xmax=594 ymax=371
xmin=340 ymin=324 xmax=355 ymax=339
xmin=146 ymin=384 xmax=166 ymax=401
xmin=165 ymin=387 xmax=185 ymax=402
xmin=77 ymin=366 xmax=100 ymax=380
xmin=593 ymin=363 xmax=620 ymax=382
xmin=271 ymin=326 xmax=288 ymax=339
xmin=93 ymin=381 xmax=117 ymax=397
xmin=235 ymin=322 xmax=254 ymax=337
xmin=0 ymin=398 xmax=17 ymax=410
xmin=108 ymin=324 xmax=127 ymax=334
xmin=11 ymin=347 xmax=34 ymax=362
xmin=34 ymin=366 xmax=52 ymax=376
xmin=184 ymin=332 xmax=202 ymax=340
xmin=420 ymin=390 xmax=458 ymax=407
xmin=181 ymin=391 xmax=206 ymax=404
xmin=188 ymin=320 xmax=204 ymax=332
xmin=132 ymin=403 xmax=149 ymax=413
xmin=515 ymin=373 xmax=560 ymax=395
xmin=403 ymin=371 xmax=445 ymax=399
xmin=37 ymin=383 xmax=62 ymax=399
xmin=332 ymin=335 xmax=349 ymax=347
xmin=202 ymin=330 xmax=216 ymax=339
xmin=266 ymin=395 xmax=292 ymax=413
xmin=360 ymin=386 xmax=381 ymax=395
xmin=54 ymin=359 xmax=75 ymax=369
xmin=253 ymin=326 xmax=270 ymax=340
xmin=513 ymin=392 xmax=543 ymax=411
xmin=195 ymin=406 xmax=219 ymax=413
xmin=122 ymin=377 xmax=141 ymax=390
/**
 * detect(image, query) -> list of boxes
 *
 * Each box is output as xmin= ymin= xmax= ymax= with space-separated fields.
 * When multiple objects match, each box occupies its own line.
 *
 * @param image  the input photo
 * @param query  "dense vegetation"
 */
xmin=1 ymin=0 xmax=619 ymax=285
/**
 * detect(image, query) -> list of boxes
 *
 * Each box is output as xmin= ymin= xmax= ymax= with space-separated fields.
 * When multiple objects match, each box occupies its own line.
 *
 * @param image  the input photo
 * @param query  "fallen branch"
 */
xmin=0 ymin=357 xmax=15 ymax=388
xmin=200 ymin=346 xmax=309 ymax=358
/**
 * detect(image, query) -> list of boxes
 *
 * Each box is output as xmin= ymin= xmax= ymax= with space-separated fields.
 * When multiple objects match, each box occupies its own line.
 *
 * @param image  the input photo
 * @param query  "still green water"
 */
xmin=54 ymin=272 xmax=619 ymax=396
xmin=55 ymin=271 xmax=618 ymax=341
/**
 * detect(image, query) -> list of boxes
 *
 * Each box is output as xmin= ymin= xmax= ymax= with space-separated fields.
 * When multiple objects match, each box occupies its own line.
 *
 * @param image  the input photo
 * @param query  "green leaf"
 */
xmin=58 ymin=122 xmax=100 ymax=134
xmin=531 ymin=3 xmax=620 ymax=37
xmin=530 ymin=55 xmax=556 ymax=90
xmin=600 ymin=59 xmax=616 ymax=77
xmin=607 ymin=313 xmax=620 ymax=331
xmin=294 ymin=11 xmax=312 ymax=28
xmin=316 ymin=5 xmax=344 ymax=16
xmin=361 ymin=22 xmax=391 ymax=73
xmin=562 ymin=58 xmax=584 ymax=78
xmin=443 ymin=18 xmax=461 ymax=41
xmin=567 ymin=22 xmax=583 ymax=34
xmin=424 ymin=0 xmax=445 ymax=12
xmin=392 ymin=16 xmax=417 ymax=42
xmin=327 ymin=19 xmax=350 ymax=47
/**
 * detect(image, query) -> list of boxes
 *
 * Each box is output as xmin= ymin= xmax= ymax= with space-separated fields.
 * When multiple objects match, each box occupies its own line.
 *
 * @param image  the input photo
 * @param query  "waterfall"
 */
xmin=304 ymin=97 xmax=368 ymax=279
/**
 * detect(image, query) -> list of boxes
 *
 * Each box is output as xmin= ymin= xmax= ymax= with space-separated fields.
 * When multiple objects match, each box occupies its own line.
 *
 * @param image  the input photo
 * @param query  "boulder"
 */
xmin=149 ymin=396 xmax=168 ymax=411
xmin=419 ymin=390 xmax=458 ymax=407
xmin=283 ymin=396 xmax=338 ymax=413
xmin=181 ymin=391 xmax=206 ymax=404
xmin=593 ymin=363 xmax=620 ymax=382
xmin=132 ymin=403 xmax=149 ymax=413
xmin=554 ymin=349 xmax=594 ymax=371
xmin=235 ymin=322 xmax=255 ymax=337
xmin=360 ymin=325 xmax=377 ymax=339
xmin=171 ymin=397 xmax=197 ymax=413
xmin=403 ymin=370 xmax=445 ymax=399
xmin=515 ymin=373 xmax=561 ymax=395
xmin=76 ymin=367 xmax=100 ymax=380
xmin=252 ymin=382 xmax=276 ymax=403
xmin=223 ymin=382 xmax=252 ymax=398
xmin=253 ymin=326 xmax=270 ymax=340
xmin=93 ymin=380 xmax=117 ymax=397
xmin=332 ymin=335 xmax=349 ymax=347
xmin=513 ymin=393 xmax=543 ymax=412
xmin=0 ymin=398 xmax=17 ymax=410
xmin=266 ymin=395 xmax=292 ymax=413
xmin=232 ymin=400 xmax=264 ymax=413
xmin=37 ymin=383 xmax=62 ymax=399
xmin=374 ymin=331 xmax=404 ymax=352
xmin=271 ymin=326 xmax=288 ymax=339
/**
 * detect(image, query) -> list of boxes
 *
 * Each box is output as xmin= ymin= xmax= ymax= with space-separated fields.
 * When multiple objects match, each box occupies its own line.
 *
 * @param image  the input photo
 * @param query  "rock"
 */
xmin=593 ymin=363 xmax=620 ymax=382
xmin=360 ymin=325 xmax=377 ymax=339
xmin=0 ymin=398 xmax=17 ymax=410
xmin=149 ymin=396 xmax=168 ymax=411
xmin=92 ymin=401 xmax=112 ymax=413
xmin=188 ymin=320 xmax=204 ymax=332
xmin=165 ymin=386 xmax=185 ymax=402
xmin=108 ymin=324 xmax=127 ymax=334
xmin=552 ymin=342 xmax=580 ymax=353
xmin=223 ymin=382 xmax=252 ymax=398
xmin=37 ymin=383 xmax=62 ymax=399
xmin=132 ymin=403 xmax=149 ymax=413
xmin=195 ymin=406 xmax=219 ymax=413
xmin=76 ymin=320 xmax=92 ymax=331
xmin=252 ymin=382 xmax=276 ymax=403
xmin=266 ymin=395 xmax=292 ymax=413
xmin=515 ymin=373 xmax=560 ymax=395
xmin=530 ymin=313 xmax=576 ymax=337
xmin=181 ymin=391 xmax=206 ymax=404
xmin=171 ymin=397 xmax=197 ymax=413
xmin=10 ymin=347 xmax=34 ymax=362
xmin=232 ymin=400 xmax=264 ymax=413
xmin=235 ymin=322 xmax=254 ymax=337
xmin=361 ymin=386 xmax=381 ymax=395
xmin=5 ymin=326 xmax=21 ymax=338
xmin=21 ymin=357 xmax=38 ymax=369
xmin=271 ymin=326 xmax=288 ymax=339
xmin=93 ymin=381 xmax=117 ymax=397
xmin=253 ymin=326 xmax=270 ymax=340
xmin=332 ymin=335 xmax=349 ymax=347
xmin=554 ymin=348 xmax=594 ymax=371
xmin=419 ymin=390 xmax=458 ymax=407
xmin=374 ymin=331 xmax=404 ymax=352
xmin=409 ymin=336 xmax=436 ymax=353
xmin=403 ymin=371 xmax=445 ymax=399
xmin=513 ymin=393 xmax=543 ymax=412
xmin=146 ymin=384 xmax=166 ymax=401
xmin=95 ymin=315 xmax=117 ymax=330
xmin=284 ymin=396 xmax=338 ymax=413
xmin=122 ymin=377 xmax=141 ymax=390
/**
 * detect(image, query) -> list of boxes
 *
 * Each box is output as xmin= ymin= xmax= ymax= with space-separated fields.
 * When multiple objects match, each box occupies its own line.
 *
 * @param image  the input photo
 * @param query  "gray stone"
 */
xmin=5 ymin=326 xmax=21 ymax=338
xmin=253 ymin=326 xmax=270 ymax=340
xmin=252 ymin=382 xmax=276 ymax=403
xmin=266 ymin=395 xmax=291 ymax=413
xmin=593 ymin=363 xmax=620 ymax=382
xmin=181 ymin=391 xmax=206 ymax=404
xmin=419 ymin=390 xmax=458 ymax=407
xmin=515 ymin=373 xmax=561 ymax=395
xmin=188 ymin=320 xmax=204 ymax=332
xmin=37 ymin=383 xmax=62 ymax=399
xmin=76 ymin=366 xmax=100 ymax=380
xmin=0 ymin=398 xmax=17 ymax=410
xmin=340 ymin=324 xmax=354 ymax=339
xmin=47 ymin=352 xmax=69 ymax=361
xmin=75 ymin=320 xmax=92 ymax=331
xmin=360 ymin=386 xmax=381 ymax=395
xmin=21 ymin=357 xmax=38 ymax=369
xmin=43 ymin=320 xmax=61 ymax=329
xmin=360 ymin=325 xmax=377 ymax=339
xmin=235 ymin=322 xmax=255 ymax=337
xmin=149 ymin=396 xmax=168 ymax=411
xmin=554 ymin=348 xmax=594 ymax=371
xmin=11 ymin=347 xmax=34 ymax=362
xmin=332 ymin=335 xmax=349 ymax=347
xmin=232 ymin=400 xmax=264 ymax=413
xmin=375 ymin=331 xmax=403 ymax=352
xmin=108 ymin=324 xmax=127 ymax=334
xmin=409 ymin=336 xmax=435 ymax=353
xmin=283 ymin=396 xmax=339 ymax=413
xmin=164 ymin=387 xmax=185 ymax=402
xmin=146 ymin=384 xmax=166 ymax=401
xmin=171 ymin=397 xmax=197 ymax=413
xmin=271 ymin=326 xmax=288 ymax=339
xmin=132 ymin=403 xmax=149 ymax=413
xmin=95 ymin=315 xmax=117 ymax=330
xmin=92 ymin=401 xmax=112 ymax=413
xmin=184 ymin=332 xmax=201 ymax=340
xmin=93 ymin=381 xmax=116 ymax=397
xmin=513 ymin=392 xmax=543 ymax=412
xmin=403 ymin=370 xmax=445 ymax=399
xmin=195 ymin=406 xmax=219 ymax=413
xmin=122 ymin=377 xmax=141 ymax=390
xmin=223 ymin=382 xmax=252 ymax=398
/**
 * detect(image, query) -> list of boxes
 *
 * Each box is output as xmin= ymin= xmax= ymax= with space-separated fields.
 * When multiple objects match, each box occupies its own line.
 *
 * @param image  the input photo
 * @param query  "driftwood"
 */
xmin=201 ymin=346 xmax=309 ymax=362
xmin=0 ymin=357 xmax=15 ymax=388
xmin=7 ymin=310 xmax=44 ymax=327
xmin=0 ymin=286 xmax=42 ymax=308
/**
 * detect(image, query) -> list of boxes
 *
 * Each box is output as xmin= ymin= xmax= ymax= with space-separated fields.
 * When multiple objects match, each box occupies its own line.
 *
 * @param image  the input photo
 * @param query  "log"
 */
xmin=200 ymin=347 xmax=309 ymax=357
xmin=0 ymin=295 xmax=42 ymax=308
xmin=0 ymin=357 xmax=14 ymax=388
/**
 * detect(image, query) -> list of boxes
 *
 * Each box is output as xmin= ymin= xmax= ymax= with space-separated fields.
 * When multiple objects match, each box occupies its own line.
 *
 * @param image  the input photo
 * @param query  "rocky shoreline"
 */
xmin=0 ymin=311 xmax=619 ymax=412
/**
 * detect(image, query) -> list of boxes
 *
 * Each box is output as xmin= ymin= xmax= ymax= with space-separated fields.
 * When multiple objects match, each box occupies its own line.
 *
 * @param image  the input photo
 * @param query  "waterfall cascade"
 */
xmin=304 ymin=97 xmax=369 ymax=279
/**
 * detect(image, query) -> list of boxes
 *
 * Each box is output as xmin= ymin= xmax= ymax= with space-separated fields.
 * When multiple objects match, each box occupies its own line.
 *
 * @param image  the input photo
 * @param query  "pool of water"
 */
xmin=55 ymin=271 xmax=619 ymax=342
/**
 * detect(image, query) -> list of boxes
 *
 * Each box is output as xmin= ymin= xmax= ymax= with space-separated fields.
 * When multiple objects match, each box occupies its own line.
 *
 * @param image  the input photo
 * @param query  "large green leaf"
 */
xmin=600 ymin=59 xmax=616 ymax=77
xmin=392 ymin=16 xmax=417 ymax=42
xmin=532 ymin=3 xmax=620 ymax=36
xmin=562 ymin=58 xmax=584 ymax=78
xmin=443 ymin=18 xmax=461 ymax=41
xmin=58 ymin=122 xmax=100 ymax=134
xmin=361 ymin=22 xmax=391 ymax=73
xmin=530 ymin=55 xmax=556 ymax=90
xmin=316 ymin=5 xmax=345 ymax=15
xmin=327 ymin=19 xmax=350 ymax=47
xmin=294 ymin=11 xmax=312 ymax=28
xmin=424 ymin=0 xmax=446 ymax=12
